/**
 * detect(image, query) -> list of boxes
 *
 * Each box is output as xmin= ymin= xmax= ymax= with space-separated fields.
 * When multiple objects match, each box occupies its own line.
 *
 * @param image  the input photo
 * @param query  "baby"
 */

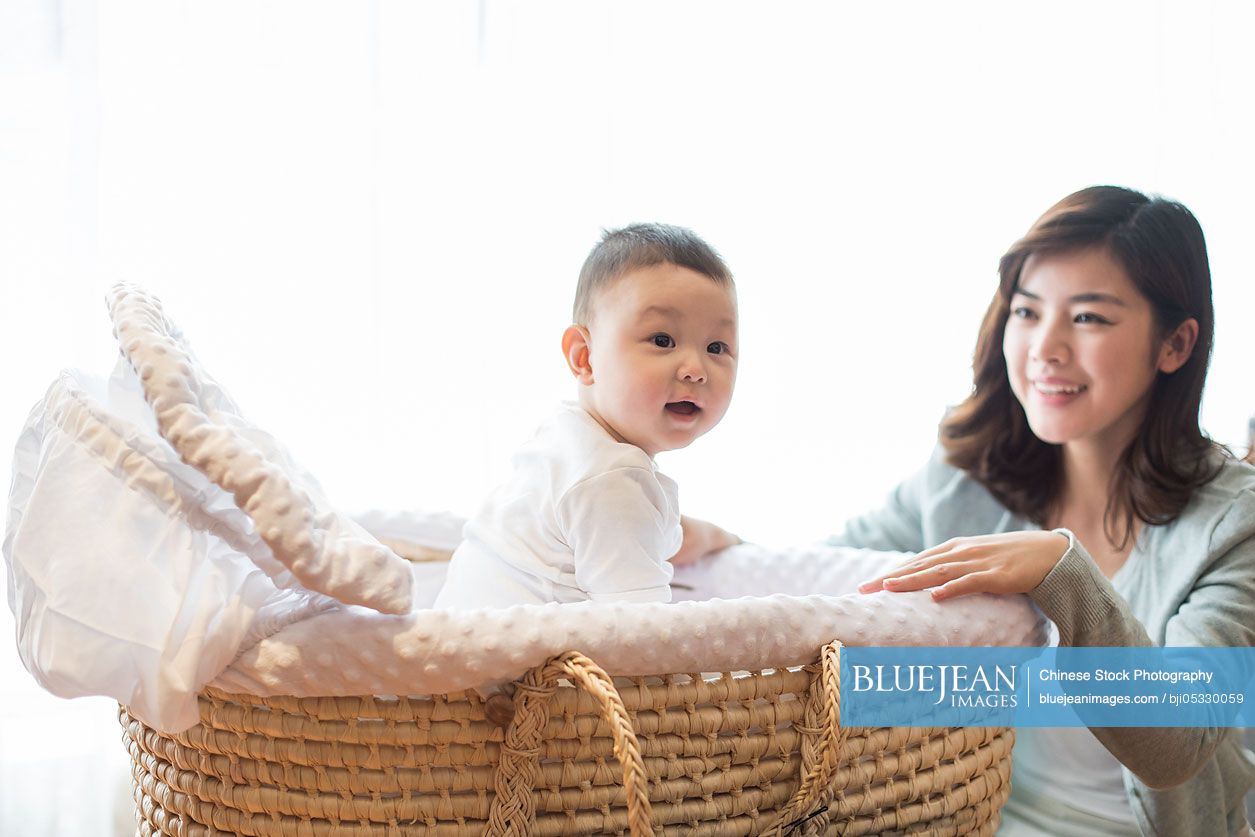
xmin=434 ymin=223 xmax=738 ymax=608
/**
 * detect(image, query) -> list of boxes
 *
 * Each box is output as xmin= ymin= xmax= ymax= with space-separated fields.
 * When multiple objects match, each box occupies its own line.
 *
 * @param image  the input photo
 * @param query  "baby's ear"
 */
xmin=562 ymin=325 xmax=595 ymax=384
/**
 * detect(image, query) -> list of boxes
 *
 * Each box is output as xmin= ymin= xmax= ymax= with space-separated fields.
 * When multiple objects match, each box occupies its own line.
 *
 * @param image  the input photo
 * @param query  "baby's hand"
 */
xmin=671 ymin=516 xmax=742 ymax=566
xmin=857 ymin=531 xmax=1069 ymax=601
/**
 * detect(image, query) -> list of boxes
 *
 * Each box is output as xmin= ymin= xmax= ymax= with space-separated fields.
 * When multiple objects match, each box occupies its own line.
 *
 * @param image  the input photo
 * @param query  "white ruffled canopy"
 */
xmin=4 ymin=285 xmax=1047 ymax=733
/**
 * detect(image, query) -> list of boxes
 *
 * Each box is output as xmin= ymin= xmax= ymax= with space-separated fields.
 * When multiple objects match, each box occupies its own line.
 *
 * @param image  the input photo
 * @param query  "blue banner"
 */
xmin=839 ymin=647 xmax=1255 ymax=727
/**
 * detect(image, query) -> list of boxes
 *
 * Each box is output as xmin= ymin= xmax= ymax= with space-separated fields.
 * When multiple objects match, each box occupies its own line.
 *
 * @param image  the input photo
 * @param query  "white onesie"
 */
xmin=433 ymin=403 xmax=680 ymax=609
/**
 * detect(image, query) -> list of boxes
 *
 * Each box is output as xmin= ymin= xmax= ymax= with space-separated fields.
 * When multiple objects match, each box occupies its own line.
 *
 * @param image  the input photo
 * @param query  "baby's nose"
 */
xmin=678 ymin=355 xmax=707 ymax=383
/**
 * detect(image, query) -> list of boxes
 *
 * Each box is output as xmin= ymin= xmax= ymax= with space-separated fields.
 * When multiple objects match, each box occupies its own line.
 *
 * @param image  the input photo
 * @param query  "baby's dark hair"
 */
xmin=573 ymin=223 xmax=733 ymax=324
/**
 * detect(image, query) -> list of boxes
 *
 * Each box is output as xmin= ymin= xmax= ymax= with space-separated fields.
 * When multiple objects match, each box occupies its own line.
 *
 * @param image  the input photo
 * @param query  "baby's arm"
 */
xmin=558 ymin=467 xmax=678 ymax=603
xmin=672 ymin=516 xmax=742 ymax=565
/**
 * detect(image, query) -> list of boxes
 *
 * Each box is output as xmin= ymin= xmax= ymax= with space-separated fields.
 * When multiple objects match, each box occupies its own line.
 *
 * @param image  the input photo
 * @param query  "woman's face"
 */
xmin=1002 ymin=247 xmax=1168 ymax=454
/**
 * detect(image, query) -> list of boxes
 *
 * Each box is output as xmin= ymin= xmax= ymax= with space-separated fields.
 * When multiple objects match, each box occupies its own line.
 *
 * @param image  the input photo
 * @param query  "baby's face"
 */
xmin=582 ymin=263 xmax=738 ymax=457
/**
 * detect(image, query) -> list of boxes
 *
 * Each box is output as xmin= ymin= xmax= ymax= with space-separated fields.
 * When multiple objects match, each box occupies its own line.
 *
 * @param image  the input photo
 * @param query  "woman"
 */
xmin=680 ymin=186 xmax=1255 ymax=835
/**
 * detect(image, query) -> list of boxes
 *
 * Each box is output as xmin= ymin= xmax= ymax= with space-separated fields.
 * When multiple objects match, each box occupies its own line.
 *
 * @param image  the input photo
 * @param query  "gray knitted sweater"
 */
xmin=830 ymin=448 xmax=1255 ymax=837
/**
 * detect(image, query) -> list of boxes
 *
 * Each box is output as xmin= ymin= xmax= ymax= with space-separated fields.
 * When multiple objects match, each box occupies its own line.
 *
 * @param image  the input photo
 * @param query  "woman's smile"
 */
xmin=1031 ymin=377 xmax=1089 ymax=405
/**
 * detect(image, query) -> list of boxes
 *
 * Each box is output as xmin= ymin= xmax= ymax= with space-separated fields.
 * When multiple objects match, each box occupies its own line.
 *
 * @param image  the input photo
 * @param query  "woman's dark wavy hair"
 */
xmin=940 ymin=185 xmax=1220 ymax=545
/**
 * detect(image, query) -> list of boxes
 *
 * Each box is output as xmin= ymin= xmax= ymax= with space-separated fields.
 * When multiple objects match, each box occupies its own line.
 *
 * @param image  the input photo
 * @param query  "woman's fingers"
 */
xmin=880 ymin=561 xmax=980 ymax=592
xmin=857 ymin=561 xmax=928 ymax=592
xmin=861 ymin=532 xmax=1065 ymax=598
xmin=912 ymin=537 xmax=965 ymax=561
xmin=860 ymin=560 xmax=980 ymax=594
xmin=930 ymin=570 xmax=1003 ymax=601
xmin=858 ymin=545 xmax=966 ymax=593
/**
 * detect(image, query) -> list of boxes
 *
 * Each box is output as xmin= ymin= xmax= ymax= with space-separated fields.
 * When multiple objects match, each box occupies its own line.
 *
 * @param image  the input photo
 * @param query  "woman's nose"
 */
xmin=1030 ymin=319 xmax=1070 ymax=365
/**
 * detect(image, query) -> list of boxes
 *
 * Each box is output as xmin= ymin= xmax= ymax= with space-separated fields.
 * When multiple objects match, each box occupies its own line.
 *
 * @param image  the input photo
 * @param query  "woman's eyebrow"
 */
xmin=1012 ymin=288 xmax=1127 ymax=306
xmin=1069 ymin=292 xmax=1127 ymax=306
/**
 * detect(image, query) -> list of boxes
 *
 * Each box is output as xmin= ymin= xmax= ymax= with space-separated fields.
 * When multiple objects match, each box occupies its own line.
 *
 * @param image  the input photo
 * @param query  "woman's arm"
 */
xmin=1032 ymin=528 xmax=1255 ymax=789
xmin=860 ymin=514 xmax=1255 ymax=789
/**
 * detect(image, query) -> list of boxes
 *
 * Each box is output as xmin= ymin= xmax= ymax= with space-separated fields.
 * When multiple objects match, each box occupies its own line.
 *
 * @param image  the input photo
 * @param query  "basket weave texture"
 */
xmin=122 ymin=643 xmax=1013 ymax=836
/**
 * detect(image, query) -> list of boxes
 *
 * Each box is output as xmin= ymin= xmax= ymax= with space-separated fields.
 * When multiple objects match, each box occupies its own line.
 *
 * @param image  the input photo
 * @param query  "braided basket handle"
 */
xmin=760 ymin=640 xmax=848 ymax=836
xmin=486 ymin=650 xmax=654 ymax=836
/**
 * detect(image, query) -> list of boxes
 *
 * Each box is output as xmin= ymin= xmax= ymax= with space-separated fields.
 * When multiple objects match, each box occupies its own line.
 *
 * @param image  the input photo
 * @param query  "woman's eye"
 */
xmin=707 ymin=341 xmax=727 ymax=355
xmin=652 ymin=334 xmax=675 ymax=348
xmin=1011 ymin=306 xmax=1036 ymax=320
xmin=1075 ymin=312 xmax=1111 ymax=325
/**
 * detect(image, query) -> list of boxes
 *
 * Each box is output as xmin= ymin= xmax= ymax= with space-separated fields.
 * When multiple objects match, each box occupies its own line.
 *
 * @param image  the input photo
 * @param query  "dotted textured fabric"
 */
xmin=122 ymin=647 xmax=1013 ymax=836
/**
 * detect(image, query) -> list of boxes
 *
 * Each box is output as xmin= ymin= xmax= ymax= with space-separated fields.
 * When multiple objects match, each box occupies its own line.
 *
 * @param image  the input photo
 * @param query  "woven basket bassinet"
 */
xmin=121 ymin=642 xmax=1013 ymax=836
xmin=91 ymin=286 xmax=1011 ymax=834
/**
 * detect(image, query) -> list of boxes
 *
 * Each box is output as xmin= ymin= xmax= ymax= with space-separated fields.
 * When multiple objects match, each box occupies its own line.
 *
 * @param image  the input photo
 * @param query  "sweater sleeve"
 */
xmin=1029 ymin=509 xmax=1255 ymax=790
xmin=557 ymin=467 xmax=676 ymax=604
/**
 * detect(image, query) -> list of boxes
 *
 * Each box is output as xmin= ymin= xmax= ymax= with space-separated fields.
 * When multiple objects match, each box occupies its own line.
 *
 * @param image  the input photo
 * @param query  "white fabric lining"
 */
xmin=107 ymin=284 xmax=414 ymax=614
xmin=214 ymin=542 xmax=1047 ymax=703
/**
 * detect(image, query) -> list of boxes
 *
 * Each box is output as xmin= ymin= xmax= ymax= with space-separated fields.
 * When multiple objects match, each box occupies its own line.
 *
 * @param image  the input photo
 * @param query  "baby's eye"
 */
xmin=1074 ymin=312 xmax=1112 ymax=325
xmin=707 ymin=341 xmax=729 ymax=355
xmin=651 ymin=334 xmax=675 ymax=348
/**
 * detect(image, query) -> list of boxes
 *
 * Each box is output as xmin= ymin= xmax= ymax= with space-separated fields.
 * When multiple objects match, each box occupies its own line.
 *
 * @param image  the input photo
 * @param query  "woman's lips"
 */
xmin=1032 ymin=380 xmax=1087 ymax=406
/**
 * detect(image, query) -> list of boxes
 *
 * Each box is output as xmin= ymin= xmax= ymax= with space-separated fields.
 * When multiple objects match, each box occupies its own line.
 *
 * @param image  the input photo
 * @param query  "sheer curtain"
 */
xmin=3 ymin=2 xmax=1253 ymax=833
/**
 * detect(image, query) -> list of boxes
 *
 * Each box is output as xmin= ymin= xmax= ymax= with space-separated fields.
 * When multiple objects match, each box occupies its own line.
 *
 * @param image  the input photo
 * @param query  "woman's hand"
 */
xmin=856 ymin=531 xmax=1070 ymax=601
xmin=671 ymin=516 xmax=742 ymax=566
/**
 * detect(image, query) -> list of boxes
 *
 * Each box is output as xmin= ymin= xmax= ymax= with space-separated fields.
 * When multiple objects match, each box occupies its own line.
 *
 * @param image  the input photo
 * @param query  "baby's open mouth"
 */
xmin=666 ymin=401 xmax=700 ymax=416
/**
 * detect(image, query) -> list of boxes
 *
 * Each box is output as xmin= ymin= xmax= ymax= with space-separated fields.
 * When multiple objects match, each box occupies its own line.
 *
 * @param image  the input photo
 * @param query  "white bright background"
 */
xmin=2 ymin=2 xmax=1253 ymax=833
